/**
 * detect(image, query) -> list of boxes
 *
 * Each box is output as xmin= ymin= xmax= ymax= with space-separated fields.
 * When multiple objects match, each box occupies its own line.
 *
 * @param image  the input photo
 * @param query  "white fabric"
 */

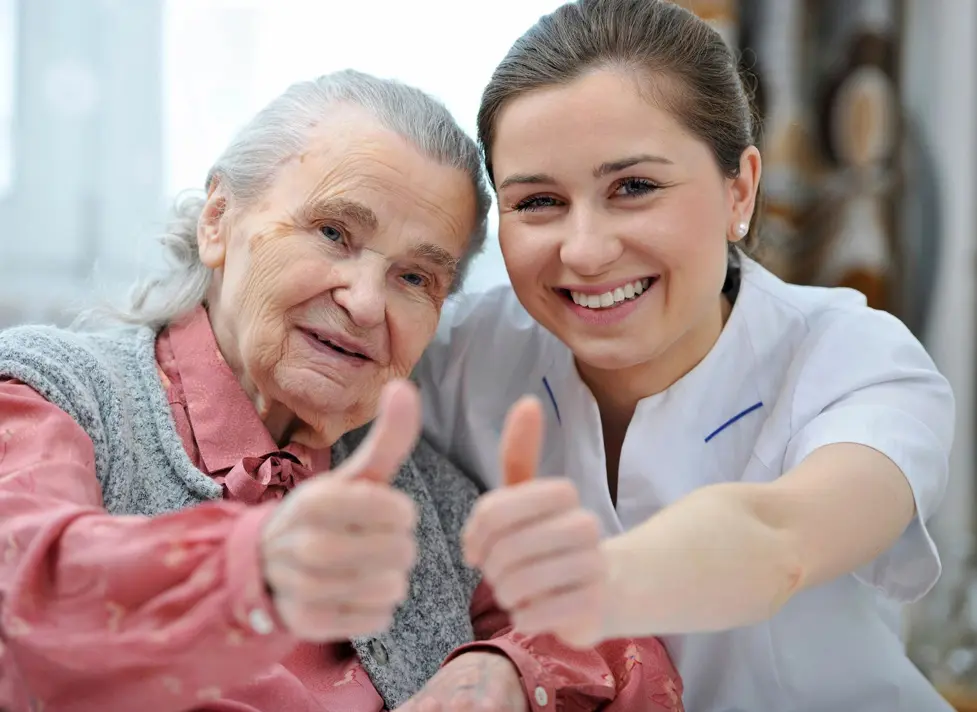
xmin=415 ymin=258 xmax=954 ymax=712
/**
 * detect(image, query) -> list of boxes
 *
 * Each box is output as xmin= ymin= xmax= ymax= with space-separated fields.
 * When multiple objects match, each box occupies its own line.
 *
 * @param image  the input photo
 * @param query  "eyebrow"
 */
xmin=593 ymin=153 xmax=673 ymax=177
xmin=497 ymin=153 xmax=674 ymax=191
xmin=302 ymin=197 xmax=379 ymax=233
xmin=410 ymin=242 xmax=460 ymax=280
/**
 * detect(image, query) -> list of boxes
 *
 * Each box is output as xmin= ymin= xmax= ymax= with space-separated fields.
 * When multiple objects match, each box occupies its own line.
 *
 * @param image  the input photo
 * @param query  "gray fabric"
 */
xmin=0 ymin=324 xmax=481 ymax=709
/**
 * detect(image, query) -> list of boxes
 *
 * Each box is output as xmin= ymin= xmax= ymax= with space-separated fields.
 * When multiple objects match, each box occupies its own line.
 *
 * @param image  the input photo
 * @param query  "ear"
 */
xmin=197 ymin=177 xmax=229 ymax=269
xmin=728 ymin=145 xmax=762 ymax=242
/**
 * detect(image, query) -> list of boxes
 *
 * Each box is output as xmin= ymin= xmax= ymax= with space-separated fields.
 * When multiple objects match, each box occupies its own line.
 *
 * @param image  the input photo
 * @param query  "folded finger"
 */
xmin=273 ymin=527 xmax=417 ymax=574
xmin=491 ymin=548 xmax=604 ymax=612
xmin=510 ymin=583 xmax=604 ymax=644
xmin=265 ymin=565 xmax=410 ymax=607
xmin=463 ymin=480 xmax=580 ymax=564
xmin=306 ymin=482 xmax=418 ymax=532
xmin=481 ymin=509 xmax=601 ymax=584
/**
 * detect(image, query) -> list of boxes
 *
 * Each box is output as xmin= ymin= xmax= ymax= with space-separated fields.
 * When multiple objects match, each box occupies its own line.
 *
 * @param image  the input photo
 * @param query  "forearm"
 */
xmin=1 ymin=495 xmax=296 ymax=711
xmin=602 ymin=483 xmax=803 ymax=638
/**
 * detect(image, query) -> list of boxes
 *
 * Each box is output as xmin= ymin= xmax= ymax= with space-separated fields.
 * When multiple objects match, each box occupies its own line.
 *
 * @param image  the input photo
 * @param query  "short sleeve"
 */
xmin=782 ymin=308 xmax=954 ymax=603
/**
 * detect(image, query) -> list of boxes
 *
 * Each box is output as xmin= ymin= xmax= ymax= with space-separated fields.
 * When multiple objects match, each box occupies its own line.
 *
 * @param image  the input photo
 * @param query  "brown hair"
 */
xmin=477 ymin=0 xmax=763 ymax=264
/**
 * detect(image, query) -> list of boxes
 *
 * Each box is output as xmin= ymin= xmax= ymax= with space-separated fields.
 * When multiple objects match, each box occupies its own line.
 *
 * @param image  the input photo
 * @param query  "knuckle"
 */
xmin=574 ymin=511 xmax=602 ymax=542
xmin=551 ymin=480 xmax=580 ymax=507
xmin=492 ymin=581 xmax=518 ymax=610
xmin=400 ymin=538 xmax=418 ymax=568
xmin=390 ymin=573 xmax=411 ymax=602
xmin=583 ymin=549 xmax=605 ymax=575
xmin=299 ymin=531 xmax=341 ymax=566
xmin=481 ymin=553 xmax=507 ymax=583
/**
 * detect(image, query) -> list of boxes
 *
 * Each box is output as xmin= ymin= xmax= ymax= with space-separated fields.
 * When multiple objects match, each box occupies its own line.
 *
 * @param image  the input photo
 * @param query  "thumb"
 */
xmin=337 ymin=379 xmax=422 ymax=484
xmin=500 ymin=395 xmax=545 ymax=487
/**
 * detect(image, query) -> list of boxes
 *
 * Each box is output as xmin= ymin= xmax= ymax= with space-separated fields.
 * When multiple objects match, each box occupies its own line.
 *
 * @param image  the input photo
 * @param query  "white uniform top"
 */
xmin=415 ymin=258 xmax=954 ymax=712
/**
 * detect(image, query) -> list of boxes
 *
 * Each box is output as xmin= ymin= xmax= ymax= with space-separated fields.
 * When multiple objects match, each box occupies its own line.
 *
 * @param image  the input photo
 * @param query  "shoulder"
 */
xmin=0 ymin=322 xmax=155 ymax=369
xmin=0 ymin=323 xmax=157 ymax=426
xmin=738 ymin=260 xmax=951 ymax=443
xmin=738 ymin=259 xmax=873 ymax=347
xmin=429 ymin=285 xmax=559 ymax=370
xmin=737 ymin=259 xmax=936 ymax=385
xmin=416 ymin=285 xmax=560 ymax=414
xmin=745 ymin=262 xmax=942 ymax=389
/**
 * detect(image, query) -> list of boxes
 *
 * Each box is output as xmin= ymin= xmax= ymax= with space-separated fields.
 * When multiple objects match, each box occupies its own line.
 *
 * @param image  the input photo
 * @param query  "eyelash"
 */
xmin=512 ymin=177 xmax=661 ymax=212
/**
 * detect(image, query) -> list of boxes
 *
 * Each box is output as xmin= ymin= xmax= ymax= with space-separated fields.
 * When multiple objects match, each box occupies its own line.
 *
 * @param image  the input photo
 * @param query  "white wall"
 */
xmin=0 ymin=0 xmax=165 ymax=325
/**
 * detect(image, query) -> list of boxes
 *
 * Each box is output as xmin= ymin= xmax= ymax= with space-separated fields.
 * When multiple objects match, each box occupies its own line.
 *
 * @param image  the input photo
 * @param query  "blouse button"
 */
xmin=369 ymin=639 xmax=390 ymax=665
xmin=534 ymin=686 xmax=549 ymax=706
xmin=248 ymin=608 xmax=274 ymax=635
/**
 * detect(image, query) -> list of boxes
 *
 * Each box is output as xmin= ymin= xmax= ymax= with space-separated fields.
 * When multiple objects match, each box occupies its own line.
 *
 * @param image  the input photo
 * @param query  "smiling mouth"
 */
xmin=302 ymin=329 xmax=371 ymax=360
xmin=558 ymin=277 xmax=657 ymax=310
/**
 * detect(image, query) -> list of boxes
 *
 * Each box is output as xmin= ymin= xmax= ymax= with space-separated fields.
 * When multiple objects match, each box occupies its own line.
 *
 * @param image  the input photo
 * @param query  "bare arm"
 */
xmin=602 ymin=443 xmax=915 ymax=637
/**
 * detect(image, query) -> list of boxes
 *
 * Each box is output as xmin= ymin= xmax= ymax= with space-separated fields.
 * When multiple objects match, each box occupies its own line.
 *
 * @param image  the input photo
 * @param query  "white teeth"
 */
xmin=569 ymin=278 xmax=652 ymax=310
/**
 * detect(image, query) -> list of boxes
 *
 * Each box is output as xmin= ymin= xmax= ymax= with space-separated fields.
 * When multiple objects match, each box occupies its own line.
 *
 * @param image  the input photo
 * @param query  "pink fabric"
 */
xmin=0 ymin=307 xmax=684 ymax=711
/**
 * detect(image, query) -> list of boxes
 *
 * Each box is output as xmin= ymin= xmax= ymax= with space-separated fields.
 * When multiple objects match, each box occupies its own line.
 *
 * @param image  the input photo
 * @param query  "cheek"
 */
xmin=233 ymin=237 xmax=340 ymax=372
xmin=387 ymin=301 xmax=441 ymax=374
xmin=650 ymin=194 xmax=729 ymax=269
xmin=498 ymin=221 xmax=550 ymax=287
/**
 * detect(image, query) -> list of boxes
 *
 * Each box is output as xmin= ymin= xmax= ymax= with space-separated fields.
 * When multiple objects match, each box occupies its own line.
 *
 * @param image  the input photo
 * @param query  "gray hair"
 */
xmin=92 ymin=70 xmax=491 ymax=329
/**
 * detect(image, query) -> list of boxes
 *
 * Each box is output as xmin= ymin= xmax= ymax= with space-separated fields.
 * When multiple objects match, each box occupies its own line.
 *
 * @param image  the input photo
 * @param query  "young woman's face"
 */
xmin=491 ymin=69 xmax=759 ymax=386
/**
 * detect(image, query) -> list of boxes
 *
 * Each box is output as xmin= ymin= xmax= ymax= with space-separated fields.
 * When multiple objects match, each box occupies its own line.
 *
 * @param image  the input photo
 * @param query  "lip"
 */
xmin=557 ymin=277 xmax=658 ymax=326
xmin=299 ymin=327 xmax=377 ymax=362
xmin=555 ymin=275 xmax=659 ymax=295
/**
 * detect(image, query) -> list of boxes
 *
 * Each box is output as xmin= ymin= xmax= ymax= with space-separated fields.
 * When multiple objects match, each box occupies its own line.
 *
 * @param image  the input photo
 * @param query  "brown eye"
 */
xmin=514 ymin=195 xmax=561 ymax=212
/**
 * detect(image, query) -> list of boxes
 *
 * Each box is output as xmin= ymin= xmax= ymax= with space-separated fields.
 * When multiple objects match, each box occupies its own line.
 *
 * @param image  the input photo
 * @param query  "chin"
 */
xmin=273 ymin=369 xmax=364 ymax=431
xmin=568 ymin=337 xmax=657 ymax=373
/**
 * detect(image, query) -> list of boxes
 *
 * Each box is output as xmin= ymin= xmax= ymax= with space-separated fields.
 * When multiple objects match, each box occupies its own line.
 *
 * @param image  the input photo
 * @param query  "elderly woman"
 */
xmin=0 ymin=71 xmax=682 ymax=712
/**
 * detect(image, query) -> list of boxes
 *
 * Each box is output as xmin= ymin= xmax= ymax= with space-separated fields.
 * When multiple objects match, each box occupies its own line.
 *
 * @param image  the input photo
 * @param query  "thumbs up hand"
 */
xmin=462 ymin=396 xmax=607 ymax=648
xmin=260 ymin=379 xmax=421 ymax=642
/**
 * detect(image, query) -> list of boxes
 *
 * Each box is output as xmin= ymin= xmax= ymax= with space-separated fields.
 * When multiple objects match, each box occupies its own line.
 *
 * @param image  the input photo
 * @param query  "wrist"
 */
xmin=453 ymin=649 xmax=519 ymax=672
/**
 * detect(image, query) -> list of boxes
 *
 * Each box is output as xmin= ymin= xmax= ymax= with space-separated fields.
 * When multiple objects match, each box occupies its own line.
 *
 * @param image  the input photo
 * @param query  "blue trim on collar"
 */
xmin=704 ymin=401 xmax=763 ymax=443
xmin=541 ymin=376 xmax=561 ymax=425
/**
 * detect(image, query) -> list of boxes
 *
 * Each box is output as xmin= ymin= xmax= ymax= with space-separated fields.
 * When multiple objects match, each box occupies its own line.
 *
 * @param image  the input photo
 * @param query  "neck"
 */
xmin=576 ymin=295 xmax=732 ymax=428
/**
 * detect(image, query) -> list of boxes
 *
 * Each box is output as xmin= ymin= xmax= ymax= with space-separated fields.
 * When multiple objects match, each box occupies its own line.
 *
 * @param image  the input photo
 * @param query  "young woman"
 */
xmin=415 ymin=1 xmax=955 ymax=710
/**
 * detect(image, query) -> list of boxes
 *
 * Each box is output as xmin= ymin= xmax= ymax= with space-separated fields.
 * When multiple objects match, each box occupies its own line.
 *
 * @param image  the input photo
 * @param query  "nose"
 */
xmin=558 ymin=208 xmax=624 ymax=277
xmin=331 ymin=259 xmax=386 ymax=329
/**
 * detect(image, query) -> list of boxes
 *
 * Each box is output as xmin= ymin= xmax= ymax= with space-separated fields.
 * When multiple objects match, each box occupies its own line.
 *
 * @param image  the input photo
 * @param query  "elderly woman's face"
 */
xmin=197 ymin=106 xmax=476 ymax=447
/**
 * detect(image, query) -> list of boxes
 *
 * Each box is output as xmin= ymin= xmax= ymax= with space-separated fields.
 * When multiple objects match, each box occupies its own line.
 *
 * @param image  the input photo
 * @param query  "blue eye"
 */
xmin=402 ymin=273 xmax=427 ymax=287
xmin=614 ymin=178 xmax=659 ymax=197
xmin=320 ymin=225 xmax=344 ymax=242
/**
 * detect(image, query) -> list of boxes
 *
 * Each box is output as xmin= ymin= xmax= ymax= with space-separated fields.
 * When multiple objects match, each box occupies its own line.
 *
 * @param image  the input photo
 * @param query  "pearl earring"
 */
xmin=734 ymin=221 xmax=749 ymax=239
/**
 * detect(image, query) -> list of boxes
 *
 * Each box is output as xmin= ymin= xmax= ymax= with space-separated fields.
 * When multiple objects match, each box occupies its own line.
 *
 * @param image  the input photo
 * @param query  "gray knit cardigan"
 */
xmin=0 ymin=323 xmax=482 ymax=709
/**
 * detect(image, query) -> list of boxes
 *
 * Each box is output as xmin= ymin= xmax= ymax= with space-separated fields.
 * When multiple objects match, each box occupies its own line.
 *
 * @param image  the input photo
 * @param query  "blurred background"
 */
xmin=0 ymin=0 xmax=974 ymax=704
